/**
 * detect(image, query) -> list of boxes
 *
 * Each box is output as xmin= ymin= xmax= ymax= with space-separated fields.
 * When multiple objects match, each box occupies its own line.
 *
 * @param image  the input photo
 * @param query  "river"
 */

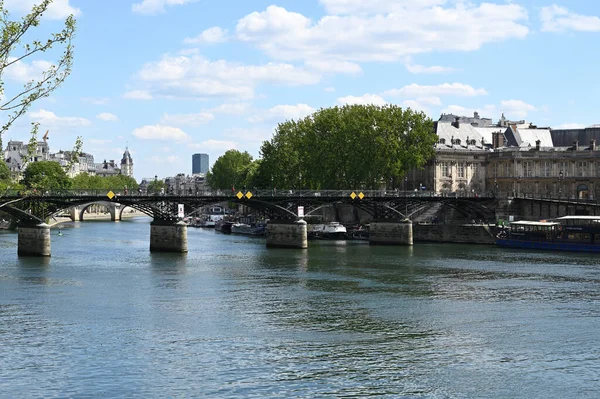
xmin=1 ymin=217 xmax=599 ymax=398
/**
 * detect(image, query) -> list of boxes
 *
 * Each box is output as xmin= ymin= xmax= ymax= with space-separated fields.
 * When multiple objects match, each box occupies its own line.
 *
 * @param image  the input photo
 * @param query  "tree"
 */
xmin=256 ymin=105 xmax=436 ymax=189
xmin=207 ymin=150 xmax=254 ymax=190
xmin=147 ymin=179 xmax=165 ymax=194
xmin=21 ymin=160 xmax=70 ymax=191
xmin=0 ymin=0 xmax=76 ymax=150
xmin=0 ymin=159 xmax=9 ymax=182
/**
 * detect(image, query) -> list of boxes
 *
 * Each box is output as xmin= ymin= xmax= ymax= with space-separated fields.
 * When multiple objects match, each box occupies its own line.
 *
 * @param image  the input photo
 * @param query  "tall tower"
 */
xmin=192 ymin=153 xmax=209 ymax=174
xmin=121 ymin=147 xmax=133 ymax=177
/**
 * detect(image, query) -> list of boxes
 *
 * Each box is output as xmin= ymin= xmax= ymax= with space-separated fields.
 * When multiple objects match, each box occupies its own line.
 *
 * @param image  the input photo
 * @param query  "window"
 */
xmin=439 ymin=138 xmax=446 ymax=145
xmin=542 ymin=162 xmax=550 ymax=177
xmin=455 ymin=139 xmax=461 ymax=146
xmin=505 ymin=163 xmax=511 ymax=177
xmin=441 ymin=162 xmax=449 ymax=177
xmin=458 ymin=163 xmax=465 ymax=178
xmin=523 ymin=161 xmax=532 ymax=177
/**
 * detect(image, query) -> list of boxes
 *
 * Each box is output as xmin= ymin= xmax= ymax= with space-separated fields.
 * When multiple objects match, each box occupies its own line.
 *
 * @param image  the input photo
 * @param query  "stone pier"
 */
xmin=18 ymin=223 xmax=51 ymax=257
xmin=369 ymin=219 xmax=413 ymax=246
xmin=150 ymin=220 xmax=188 ymax=252
xmin=266 ymin=219 xmax=308 ymax=249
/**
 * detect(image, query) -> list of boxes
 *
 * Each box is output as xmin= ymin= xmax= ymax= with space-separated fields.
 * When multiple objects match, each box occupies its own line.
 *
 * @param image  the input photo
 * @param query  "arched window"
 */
xmin=439 ymin=138 xmax=446 ymax=145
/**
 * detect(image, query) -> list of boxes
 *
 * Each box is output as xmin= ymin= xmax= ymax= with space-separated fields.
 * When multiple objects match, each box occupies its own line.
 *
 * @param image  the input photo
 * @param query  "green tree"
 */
xmin=256 ymin=104 xmax=436 ymax=189
xmin=147 ymin=179 xmax=165 ymax=194
xmin=0 ymin=0 xmax=76 ymax=150
xmin=207 ymin=150 xmax=254 ymax=190
xmin=0 ymin=159 xmax=9 ymax=182
xmin=22 ymin=160 xmax=71 ymax=191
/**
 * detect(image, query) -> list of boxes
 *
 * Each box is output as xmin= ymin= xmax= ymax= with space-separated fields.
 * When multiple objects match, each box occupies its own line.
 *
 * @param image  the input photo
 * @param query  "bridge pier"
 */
xmin=150 ymin=220 xmax=188 ymax=253
xmin=18 ymin=223 xmax=51 ymax=257
xmin=369 ymin=219 xmax=413 ymax=246
xmin=266 ymin=219 xmax=308 ymax=249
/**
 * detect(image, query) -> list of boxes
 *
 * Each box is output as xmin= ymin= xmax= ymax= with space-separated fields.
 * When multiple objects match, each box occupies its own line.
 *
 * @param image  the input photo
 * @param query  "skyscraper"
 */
xmin=192 ymin=153 xmax=209 ymax=174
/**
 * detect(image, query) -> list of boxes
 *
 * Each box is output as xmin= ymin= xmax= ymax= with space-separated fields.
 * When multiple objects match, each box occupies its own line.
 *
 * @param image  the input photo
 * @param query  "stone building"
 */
xmin=3 ymin=139 xmax=50 ymax=178
xmin=121 ymin=147 xmax=133 ymax=178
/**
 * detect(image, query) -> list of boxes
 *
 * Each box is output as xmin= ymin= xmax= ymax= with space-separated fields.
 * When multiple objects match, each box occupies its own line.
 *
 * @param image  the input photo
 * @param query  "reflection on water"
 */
xmin=0 ymin=220 xmax=599 ymax=398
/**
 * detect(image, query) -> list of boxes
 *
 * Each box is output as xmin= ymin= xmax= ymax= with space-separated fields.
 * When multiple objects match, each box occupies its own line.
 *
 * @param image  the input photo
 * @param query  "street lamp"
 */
xmin=404 ymin=176 xmax=408 ymax=218
xmin=271 ymin=175 xmax=274 ymax=196
xmin=559 ymin=170 xmax=564 ymax=197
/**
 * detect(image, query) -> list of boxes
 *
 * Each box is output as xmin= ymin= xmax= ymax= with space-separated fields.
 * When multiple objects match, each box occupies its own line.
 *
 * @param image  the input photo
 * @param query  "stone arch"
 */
xmin=577 ymin=184 xmax=589 ymax=199
xmin=76 ymin=201 xmax=119 ymax=221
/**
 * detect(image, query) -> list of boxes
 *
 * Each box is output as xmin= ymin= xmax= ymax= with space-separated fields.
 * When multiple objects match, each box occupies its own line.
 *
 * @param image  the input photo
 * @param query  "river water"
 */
xmin=1 ymin=217 xmax=599 ymax=398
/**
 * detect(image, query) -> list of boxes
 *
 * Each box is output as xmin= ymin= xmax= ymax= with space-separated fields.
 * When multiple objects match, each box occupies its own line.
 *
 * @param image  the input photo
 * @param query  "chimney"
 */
xmin=474 ymin=111 xmax=479 ymax=119
xmin=535 ymin=139 xmax=541 ymax=150
xmin=492 ymin=131 xmax=505 ymax=149
xmin=573 ymin=140 xmax=579 ymax=151
xmin=591 ymin=139 xmax=596 ymax=151
xmin=451 ymin=116 xmax=460 ymax=129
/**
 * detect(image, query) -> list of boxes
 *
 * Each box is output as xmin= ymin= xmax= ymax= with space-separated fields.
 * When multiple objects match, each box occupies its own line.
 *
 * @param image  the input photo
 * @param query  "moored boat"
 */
xmin=308 ymin=222 xmax=347 ymax=240
xmin=231 ymin=223 xmax=266 ymax=237
xmin=215 ymin=219 xmax=234 ymax=234
xmin=496 ymin=215 xmax=600 ymax=253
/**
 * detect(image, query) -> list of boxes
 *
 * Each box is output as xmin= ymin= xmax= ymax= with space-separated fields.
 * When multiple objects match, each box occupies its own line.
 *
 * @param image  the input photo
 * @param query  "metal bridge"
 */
xmin=0 ymin=189 xmax=498 ymax=226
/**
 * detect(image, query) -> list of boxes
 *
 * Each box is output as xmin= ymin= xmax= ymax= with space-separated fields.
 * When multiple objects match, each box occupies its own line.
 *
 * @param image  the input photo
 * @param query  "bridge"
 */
xmin=1 ymin=189 xmax=500 ymax=256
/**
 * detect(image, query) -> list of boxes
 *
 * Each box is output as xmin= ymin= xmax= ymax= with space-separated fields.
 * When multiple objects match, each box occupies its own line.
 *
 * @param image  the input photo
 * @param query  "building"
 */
xmin=192 ymin=153 xmax=209 ymax=174
xmin=121 ymin=147 xmax=133 ymax=178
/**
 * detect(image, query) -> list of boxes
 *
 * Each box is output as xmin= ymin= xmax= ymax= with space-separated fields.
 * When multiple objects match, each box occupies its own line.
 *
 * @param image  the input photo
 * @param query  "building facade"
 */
xmin=192 ymin=153 xmax=209 ymax=174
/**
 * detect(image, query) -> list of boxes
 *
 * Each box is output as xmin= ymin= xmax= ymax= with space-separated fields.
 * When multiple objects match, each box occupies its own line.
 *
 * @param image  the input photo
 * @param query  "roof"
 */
xmin=473 ymin=126 xmax=505 ymax=145
xmin=512 ymin=127 xmax=554 ymax=148
xmin=435 ymin=122 xmax=488 ymax=150
xmin=510 ymin=220 xmax=560 ymax=226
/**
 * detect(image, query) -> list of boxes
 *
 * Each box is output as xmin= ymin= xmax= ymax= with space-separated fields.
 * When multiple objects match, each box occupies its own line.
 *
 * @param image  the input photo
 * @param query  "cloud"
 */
xmin=337 ymin=94 xmax=387 ymax=106
xmin=222 ymin=127 xmax=274 ymax=144
xmin=81 ymin=97 xmax=111 ymax=105
xmin=5 ymin=0 xmax=81 ymax=19
xmin=132 ymin=0 xmax=197 ymax=15
xmin=541 ymin=5 xmax=600 ymax=32
xmin=553 ymin=123 xmax=586 ymax=129
xmin=132 ymin=125 xmax=190 ymax=141
xmin=404 ymin=58 xmax=455 ymax=74
xmin=96 ymin=112 xmax=119 ymax=122
xmin=4 ymin=58 xmax=53 ymax=83
xmin=184 ymin=27 xmax=228 ymax=44
xmin=318 ymin=0 xmax=447 ymax=15
xmin=160 ymin=112 xmax=215 ymax=127
xmin=123 ymin=90 xmax=153 ymax=100
xmin=128 ymin=54 xmax=321 ymax=100
xmin=442 ymin=99 xmax=538 ymax=119
xmin=189 ymin=139 xmax=238 ymax=151
xmin=442 ymin=104 xmax=498 ymax=118
xmin=249 ymin=104 xmax=316 ymax=123
xmin=235 ymin=4 xmax=528 ymax=64
xmin=208 ymin=103 xmax=252 ymax=115
xmin=499 ymin=99 xmax=537 ymax=118
xmin=29 ymin=109 xmax=91 ymax=128
xmin=384 ymin=83 xmax=487 ymax=98
xmin=305 ymin=60 xmax=362 ymax=75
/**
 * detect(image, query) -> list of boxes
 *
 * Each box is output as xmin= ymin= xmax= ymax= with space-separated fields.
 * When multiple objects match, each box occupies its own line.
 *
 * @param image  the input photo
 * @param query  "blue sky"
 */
xmin=3 ymin=0 xmax=600 ymax=180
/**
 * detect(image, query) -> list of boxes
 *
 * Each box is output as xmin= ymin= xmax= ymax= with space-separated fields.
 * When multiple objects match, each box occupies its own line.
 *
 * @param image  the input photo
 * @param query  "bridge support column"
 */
xmin=150 ymin=220 xmax=188 ymax=253
xmin=18 ymin=223 xmax=51 ymax=257
xmin=266 ymin=219 xmax=308 ymax=249
xmin=369 ymin=219 xmax=413 ymax=246
xmin=69 ymin=206 xmax=81 ymax=221
xmin=110 ymin=204 xmax=121 ymax=221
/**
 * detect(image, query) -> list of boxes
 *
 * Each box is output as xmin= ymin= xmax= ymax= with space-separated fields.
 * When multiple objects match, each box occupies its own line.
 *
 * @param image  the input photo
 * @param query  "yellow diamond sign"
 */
xmin=236 ymin=191 xmax=244 ymax=199
xmin=107 ymin=190 xmax=115 ymax=200
xmin=358 ymin=192 xmax=365 ymax=200
xmin=350 ymin=192 xmax=357 ymax=199
xmin=245 ymin=191 xmax=253 ymax=199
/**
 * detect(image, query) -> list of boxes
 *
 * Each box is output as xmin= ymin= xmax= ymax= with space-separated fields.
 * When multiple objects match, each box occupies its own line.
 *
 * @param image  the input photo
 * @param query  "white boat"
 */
xmin=231 ymin=223 xmax=266 ymax=236
xmin=308 ymin=222 xmax=347 ymax=240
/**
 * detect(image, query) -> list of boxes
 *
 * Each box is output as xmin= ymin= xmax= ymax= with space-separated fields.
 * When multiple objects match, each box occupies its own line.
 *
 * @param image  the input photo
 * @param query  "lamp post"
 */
xmin=271 ymin=175 xmax=274 ymax=196
xmin=404 ymin=176 xmax=408 ymax=218
xmin=559 ymin=170 xmax=564 ymax=198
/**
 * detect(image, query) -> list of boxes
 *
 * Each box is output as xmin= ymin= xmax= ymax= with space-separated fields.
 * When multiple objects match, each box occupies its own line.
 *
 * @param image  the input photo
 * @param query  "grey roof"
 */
xmin=473 ymin=126 xmax=505 ymax=145
xmin=513 ymin=128 xmax=553 ymax=148
xmin=435 ymin=122 xmax=488 ymax=150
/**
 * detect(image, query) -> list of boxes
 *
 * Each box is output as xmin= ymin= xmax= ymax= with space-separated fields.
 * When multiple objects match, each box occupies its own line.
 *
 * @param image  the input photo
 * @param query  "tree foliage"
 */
xmin=147 ymin=179 xmax=165 ymax=194
xmin=207 ymin=149 xmax=254 ymax=190
xmin=0 ymin=0 xmax=76 ymax=150
xmin=21 ymin=160 xmax=70 ymax=190
xmin=0 ymin=159 xmax=9 ymax=182
xmin=256 ymin=104 xmax=436 ymax=189
xmin=71 ymin=172 xmax=138 ymax=191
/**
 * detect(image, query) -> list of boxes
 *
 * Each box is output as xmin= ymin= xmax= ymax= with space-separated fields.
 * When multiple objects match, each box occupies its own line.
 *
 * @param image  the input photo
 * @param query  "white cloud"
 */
xmin=132 ymin=0 xmax=197 ymax=15
xmin=208 ymin=103 xmax=252 ymax=115
xmin=128 ymin=54 xmax=321 ymax=100
xmin=189 ymin=139 xmax=238 ymax=151
xmin=222 ymin=127 xmax=274 ymax=144
xmin=249 ymin=104 xmax=316 ymax=123
xmin=235 ymin=4 xmax=528 ymax=63
xmin=5 ymin=0 xmax=81 ymax=19
xmin=442 ymin=104 xmax=498 ymax=118
xmin=305 ymin=60 xmax=362 ymax=75
xmin=184 ymin=27 xmax=228 ymax=44
xmin=132 ymin=125 xmax=190 ymax=141
xmin=123 ymin=90 xmax=153 ymax=100
xmin=29 ymin=109 xmax=91 ymax=128
xmin=405 ymin=61 xmax=455 ymax=74
xmin=384 ymin=83 xmax=487 ymax=98
xmin=541 ymin=5 xmax=600 ymax=32
xmin=160 ymin=112 xmax=215 ymax=127
xmin=554 ymin=123 xmax=586 ymax=129
xmin=319 ymin=0 xmax=447 ymax=15
xmin=337 ymin=94 xmax=387 ymax=106
xmin=96 ymin=113 xmax=119 ymax=122
xmin=499 ymin=99 xmax=537 ymax=118
xmin=4 ymin=58 xmax=53 ymax=83
xmin=81 ymin=97 xmax=110 ymax=105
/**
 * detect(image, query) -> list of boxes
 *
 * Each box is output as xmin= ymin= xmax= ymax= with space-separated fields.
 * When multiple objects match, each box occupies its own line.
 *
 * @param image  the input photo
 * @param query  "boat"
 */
xmin=215 ymin=219 xmax=234 ymax=234
xmin=308 ymin=222 xmax=347 ymax=240
xmin=496 ymin=215 xmax=600 ymax=253
xmin=231 ymin=223 xmax=266 ymax=237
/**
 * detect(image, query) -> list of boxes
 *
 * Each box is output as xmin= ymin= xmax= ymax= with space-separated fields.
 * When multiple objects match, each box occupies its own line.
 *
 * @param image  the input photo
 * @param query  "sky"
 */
xmin=3 ymin=0 xmax=600 ymax=180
